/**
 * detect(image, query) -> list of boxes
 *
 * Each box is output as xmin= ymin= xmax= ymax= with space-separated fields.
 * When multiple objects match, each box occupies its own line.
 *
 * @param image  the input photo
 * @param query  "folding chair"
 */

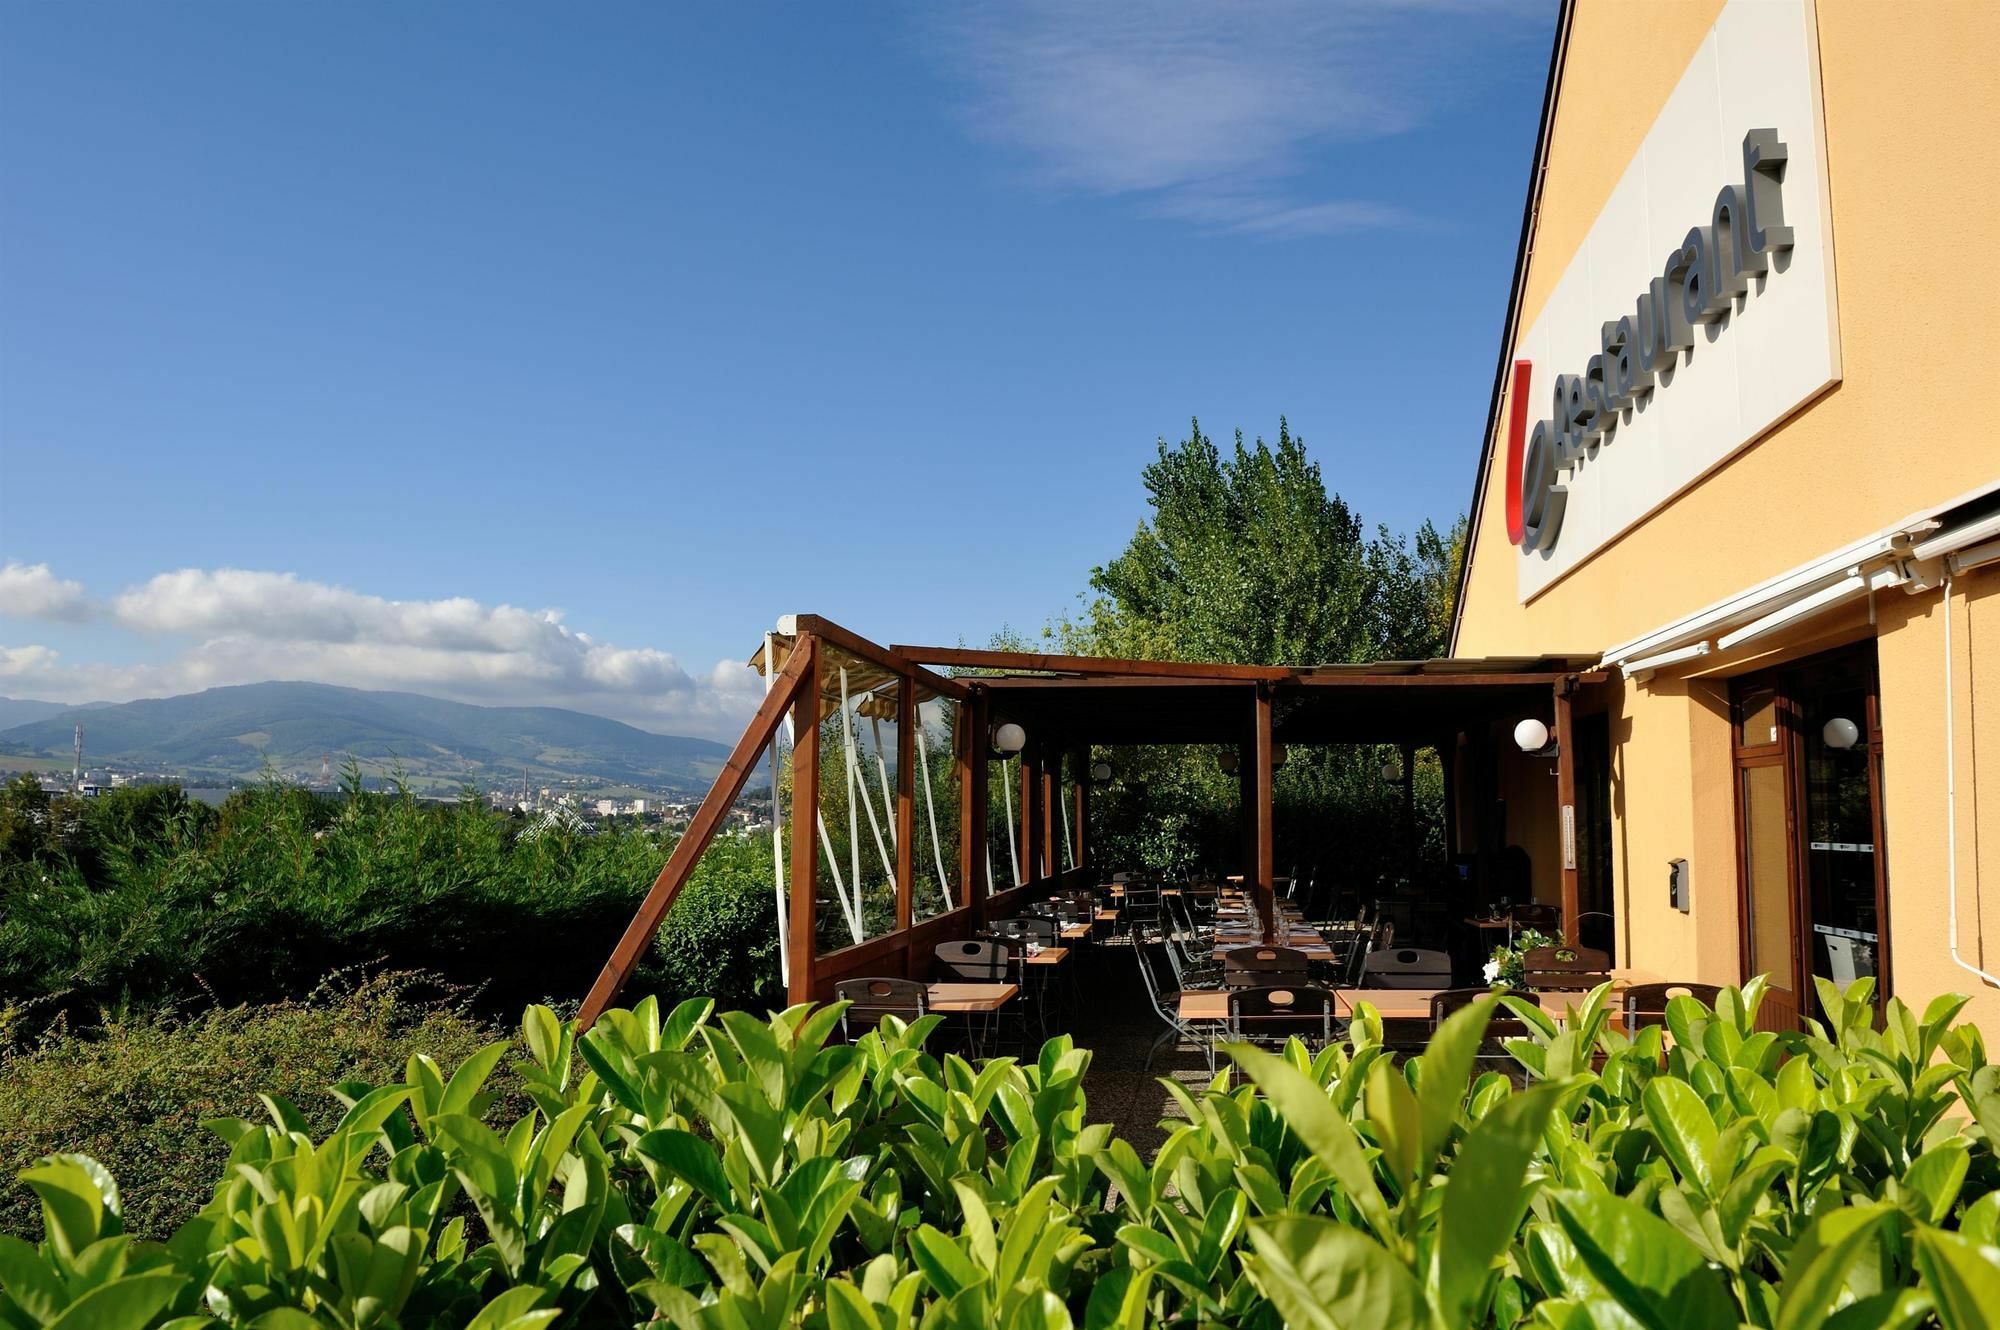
xmin=1229 ymin=984 xmax=1339 ymax=1049
xmin=834 ymin=977 xmax=928 ymax=1042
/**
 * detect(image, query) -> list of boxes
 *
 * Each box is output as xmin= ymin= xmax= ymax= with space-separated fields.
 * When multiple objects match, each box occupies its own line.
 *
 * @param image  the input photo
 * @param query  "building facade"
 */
xmin=1454 ymin=0 xmax=2000 ymax=1029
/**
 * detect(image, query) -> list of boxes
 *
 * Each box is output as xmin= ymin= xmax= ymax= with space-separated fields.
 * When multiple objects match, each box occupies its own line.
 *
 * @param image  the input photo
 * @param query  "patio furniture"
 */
xmin=990 ymin=916 xmax=1058 ymax=945
xmin=1427 ymin=987 xmax=1532 ymax=1075
xmin=834 ymin=977 xmax=927 ymax=1041
xmin=1361 ymin=946 xmax=1454 ymax=989
xmin=1155 ymin=919 xmax=1224 ymax=992
xmin=1520 ymin=944 xmax=1612 ymax=992
xmin=1223 ymin=945 xmax=1312 ymax=989
xmin=1228 ymin=984 xmax=1338 ymax=1048
xmin=1622 ymin=981 xmax=1723 ymax=1029
xmin=934 ymin=939 xmax=1010 ymax=982
xmin=1135 ymin=934 xmax=1214 ymax=1073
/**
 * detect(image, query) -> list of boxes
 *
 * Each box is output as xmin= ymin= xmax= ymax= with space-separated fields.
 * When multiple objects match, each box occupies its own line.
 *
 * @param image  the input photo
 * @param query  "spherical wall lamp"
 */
xmin=1216 ymin=749 xmax=1239 ymax=774
xmin=1089 ymin=760 xmax=1113 ymax=784
xmin=1513 ymin=718 xmax=1551 ymax=754
xmin=992 ymin=722 xmax=1027 ymax=756
xmin=1380 ymin=757 xmax=1403 ymax=783
xmin=1822 ymin=717 xmax=1861 ymax=750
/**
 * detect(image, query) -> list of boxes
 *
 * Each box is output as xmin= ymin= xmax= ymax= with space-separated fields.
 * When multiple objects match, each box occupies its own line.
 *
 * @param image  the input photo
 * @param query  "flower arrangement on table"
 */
xmin=1483 ymin=927 xmax=1559 ymax=987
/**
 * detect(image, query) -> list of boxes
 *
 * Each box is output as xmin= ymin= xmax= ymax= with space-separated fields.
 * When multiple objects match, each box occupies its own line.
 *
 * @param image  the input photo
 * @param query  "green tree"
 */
xmin=1031 ymin=418 xmax=1467 ymax=883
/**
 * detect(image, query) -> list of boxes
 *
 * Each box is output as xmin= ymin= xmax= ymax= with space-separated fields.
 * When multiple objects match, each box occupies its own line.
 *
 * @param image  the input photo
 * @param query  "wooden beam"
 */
xmin=895 ymin=674 xmax=915 ymax=934
xmin=1254 ymin=684 xmax=1276 ymax=945
xmin=792 ymin=615 xmax=970 ymax=700
xmin=1553 ymin=675 xmax=1580 ymax=946
xmin=1292 ymin=670 xmax=1610 ymax=688
xmin=579 ymin=640 xmax=813 ymax=1029
xmin=890 ymin=644 xmax=1292 ymax=681
xmin=787 ymin=636 xmax=822 ymax=1004
xmin=979 ymin=675 xmax=1260 ymax=691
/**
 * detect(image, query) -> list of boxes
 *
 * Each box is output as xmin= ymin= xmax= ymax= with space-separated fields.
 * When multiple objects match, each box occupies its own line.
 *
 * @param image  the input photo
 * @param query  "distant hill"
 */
xmin=0 ymin=682 xmax=731 ymax=792
xmin=0 ymin=696 xmax=82 ymax=729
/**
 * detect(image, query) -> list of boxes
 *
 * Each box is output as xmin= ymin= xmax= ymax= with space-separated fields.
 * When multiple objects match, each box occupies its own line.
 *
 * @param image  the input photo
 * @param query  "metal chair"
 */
xmin=1621 ymin=981 xmax=1723 ymax=1030
xmin=834 ymin=977 xmax=928 ymax=1042
xmin=1361 ymin=946 xmax=1454 ymax=989
xmin=1135 ymin=934 xmax=1214 ymax=1072
xmin=1229 ymin=984 xmax=1339 ymax=1048
xmin=1521 ymin=944 xmax=1613 ymax=993
xmin=1223 ymin=945 xmax=1313 ymax=989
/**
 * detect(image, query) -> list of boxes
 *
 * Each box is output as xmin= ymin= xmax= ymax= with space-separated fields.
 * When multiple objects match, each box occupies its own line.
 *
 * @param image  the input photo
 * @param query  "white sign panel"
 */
xmin=1509 ymin=0 xmax=1839 ymax=600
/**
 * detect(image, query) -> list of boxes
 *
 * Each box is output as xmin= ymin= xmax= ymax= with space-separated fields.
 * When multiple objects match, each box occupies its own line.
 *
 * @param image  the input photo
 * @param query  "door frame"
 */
xmin=1729 ymin=642 xmax=1890 ymax=1022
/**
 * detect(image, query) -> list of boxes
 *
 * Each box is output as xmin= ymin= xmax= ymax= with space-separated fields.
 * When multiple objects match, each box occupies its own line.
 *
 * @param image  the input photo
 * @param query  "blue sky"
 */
xmin=0 ymin=1 xmax=1554 ymax=737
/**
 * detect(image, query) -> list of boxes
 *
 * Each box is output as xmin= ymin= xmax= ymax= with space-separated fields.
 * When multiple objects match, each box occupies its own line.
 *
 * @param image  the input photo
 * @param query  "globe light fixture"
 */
xmin=1217 ymin=749 xmax=1239 ymax=774
xmin=1089 ymin=760 xmax=1113 ymax=784
xmin=1822 ymin=716 xmax=1861 ymax=750
xmin=1513 ymin=718 xmax=1551 ymax=753
xmin=1380 ymin=757 xmax=1403 ymax=783
xmin=1272 ymin=744 xmax=1289 ymax=769
xmin=992 ymin=722 xmax=1026 ymax=756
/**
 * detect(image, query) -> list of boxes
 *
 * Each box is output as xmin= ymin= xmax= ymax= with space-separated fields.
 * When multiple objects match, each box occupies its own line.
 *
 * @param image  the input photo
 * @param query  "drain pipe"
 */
xmin=1944 ymin=571 xmax=2000 ymax=988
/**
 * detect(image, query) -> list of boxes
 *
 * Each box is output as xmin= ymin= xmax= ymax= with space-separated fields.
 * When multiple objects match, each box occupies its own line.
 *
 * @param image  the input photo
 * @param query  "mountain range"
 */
xmin=0 ymin=682 xmax=731 ymax=793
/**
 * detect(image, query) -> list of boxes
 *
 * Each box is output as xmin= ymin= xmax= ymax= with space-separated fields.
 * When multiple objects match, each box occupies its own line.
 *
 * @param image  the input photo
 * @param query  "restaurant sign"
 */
xmin=1508 ymin=0 xmax=1839 ymax=598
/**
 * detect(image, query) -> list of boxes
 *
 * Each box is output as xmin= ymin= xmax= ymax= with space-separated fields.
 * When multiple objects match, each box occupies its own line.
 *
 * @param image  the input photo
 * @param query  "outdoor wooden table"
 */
xmin=1059 ymin=922 xmax=1091 ymax=941
xmin=1096 ymin=907 xmax=1119 ymax=922
xmin=1024 ymin=946 xmax=1069 ymax=966
xmin=926 ymin=982 xmax=1018 ymax=1013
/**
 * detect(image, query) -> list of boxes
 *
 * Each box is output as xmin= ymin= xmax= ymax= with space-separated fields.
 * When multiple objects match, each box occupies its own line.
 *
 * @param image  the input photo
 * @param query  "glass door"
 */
xmin=1797 ymin=660 xmax=1888 ymax=1007
xmin=1731 ymin=646 xmax=1888 ymax=1030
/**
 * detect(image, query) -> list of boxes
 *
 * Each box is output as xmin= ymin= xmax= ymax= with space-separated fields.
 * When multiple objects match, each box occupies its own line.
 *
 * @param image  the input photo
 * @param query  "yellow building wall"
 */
xmin=1875 ymin=568 xmax=2000 ymax=1031
xmin=1454 ymin=0 xmax=2000 ymax=1026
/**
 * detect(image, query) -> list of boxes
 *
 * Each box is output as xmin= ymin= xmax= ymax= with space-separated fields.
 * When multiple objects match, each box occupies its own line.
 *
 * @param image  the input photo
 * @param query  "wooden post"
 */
xmin=1071 ymin=746 xmax=1088 ymax=872
xmin=1254 ymin=684 xmax=1276 ymax=944
xmin=1019 ymin=742 xmax=1037 ymax=887
xmin=895 ymin=674 xmax=915 ymax=934
xmin=1553 ymin=676 xmax=1580 ymax=946
xmin=1442 ymin=736 xmax=1461 ymax=859
xmin=963 ymin=691 xmax=988 ymax=925
xmin=787 ymin=636 xmax=822 ymax=1004
xmin=1041 ymin=748 xmax=1058 ymax=883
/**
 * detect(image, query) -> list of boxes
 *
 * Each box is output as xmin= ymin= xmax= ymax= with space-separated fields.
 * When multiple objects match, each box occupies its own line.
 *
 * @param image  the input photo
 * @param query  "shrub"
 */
xmin=3 ymin=976 xmax=1997 ymax=1328
xmin=0 ymin=972 xmax=506 ymax=1240
xmin=0 ymin=780 xmax=781 ymax=1031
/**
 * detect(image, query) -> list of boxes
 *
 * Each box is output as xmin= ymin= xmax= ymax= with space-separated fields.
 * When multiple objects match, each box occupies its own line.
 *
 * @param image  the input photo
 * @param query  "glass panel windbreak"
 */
xmin=814 ymin=649 xmax=899 ymax=954
xmin=912 ymin=691 xmax=962 ymax=920
xmin=1740 ymin=762 xmax=1794 ymax=989
xmin=988 ymin=756 xmax=1024 ymax=894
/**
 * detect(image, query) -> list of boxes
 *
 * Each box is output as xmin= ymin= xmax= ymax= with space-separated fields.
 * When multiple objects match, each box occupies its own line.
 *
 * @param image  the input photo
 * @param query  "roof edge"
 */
xmin=1448 ymin=0 xmax=1576 ymax=655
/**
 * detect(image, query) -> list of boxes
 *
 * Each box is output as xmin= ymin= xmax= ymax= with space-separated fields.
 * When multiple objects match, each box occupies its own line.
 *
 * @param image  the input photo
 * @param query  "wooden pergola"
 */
xmin=577 ymin=615 xmax=1605 ymax=1028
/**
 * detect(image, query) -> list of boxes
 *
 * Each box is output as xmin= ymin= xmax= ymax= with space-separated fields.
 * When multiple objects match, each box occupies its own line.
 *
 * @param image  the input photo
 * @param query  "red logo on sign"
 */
xmin=1503 ymin=359 xmax=1532 ymax=546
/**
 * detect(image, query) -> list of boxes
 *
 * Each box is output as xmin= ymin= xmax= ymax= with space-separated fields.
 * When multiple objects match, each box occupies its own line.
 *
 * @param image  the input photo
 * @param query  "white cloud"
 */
xmin=0 ymin=566 xmax=764 ymax=738
xmin=0 ymin=563 xmax=93 ymax=622
xmin=922 ymin=0 xmax=1538 ymax=236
